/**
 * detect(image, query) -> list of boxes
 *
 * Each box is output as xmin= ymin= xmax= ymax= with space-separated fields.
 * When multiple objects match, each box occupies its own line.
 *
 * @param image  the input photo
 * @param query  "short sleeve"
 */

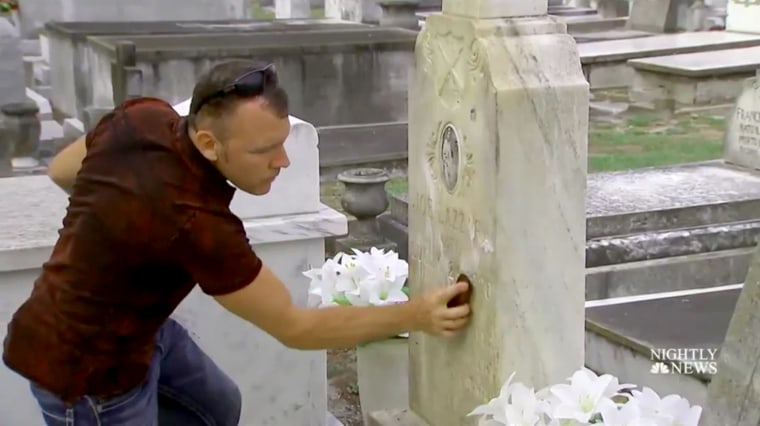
xmin=172 ymin=208 xmax=263 ymax=296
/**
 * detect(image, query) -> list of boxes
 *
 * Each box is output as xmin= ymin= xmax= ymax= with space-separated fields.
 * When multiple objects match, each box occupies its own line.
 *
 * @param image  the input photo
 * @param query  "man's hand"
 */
xmin=412 ymin=281 xmax=472 ymax=337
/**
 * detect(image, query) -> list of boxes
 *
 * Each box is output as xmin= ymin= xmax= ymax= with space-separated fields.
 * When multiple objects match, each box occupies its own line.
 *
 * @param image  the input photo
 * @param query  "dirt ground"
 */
xmin=327 ymin=348 xmax=363 ymax=425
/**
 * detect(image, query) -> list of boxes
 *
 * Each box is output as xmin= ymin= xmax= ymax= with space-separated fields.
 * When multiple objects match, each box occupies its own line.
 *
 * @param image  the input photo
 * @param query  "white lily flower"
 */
xmin=467 ymin=368 xmax=702 ymax=426
xmin=548 ymin=368 xmax=618 ymax=423
xmin=597 ymin=397 xmax=647 ymax=426
xmin=304 ymin=253 xmax=343 ymax=306
xmin=632 ymin=388 xmax=702 ymax=426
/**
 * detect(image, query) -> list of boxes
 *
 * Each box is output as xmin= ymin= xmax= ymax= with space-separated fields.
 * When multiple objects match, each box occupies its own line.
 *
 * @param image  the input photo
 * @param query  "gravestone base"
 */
xmin=334 ymin=218 xmax=397 ymax=254
xmin=368 ymin=409 xmax=428 ymax=426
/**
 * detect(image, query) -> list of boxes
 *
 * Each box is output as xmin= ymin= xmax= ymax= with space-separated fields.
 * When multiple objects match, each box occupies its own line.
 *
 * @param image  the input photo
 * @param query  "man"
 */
xmin=2 ymin=60 xmax=472 ymax=425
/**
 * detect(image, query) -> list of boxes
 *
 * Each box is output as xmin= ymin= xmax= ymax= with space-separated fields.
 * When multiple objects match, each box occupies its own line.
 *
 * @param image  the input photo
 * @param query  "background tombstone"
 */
xmin=726 ymin=0 xmax=760 ymax=33
xmin=702 ymin=244 xmax=760 ymax=426
xmin=723 ymin=70 xmax=760 ymax=171
xmin=276 ymin=0 xmax=312 ymax=18
xmin=0 ymin=18 xmax=25 ymax=107
xmin=371 ymin=0 xmax=589 ymax=424
xmin=627 ymin=0 xmax=680 ymax=32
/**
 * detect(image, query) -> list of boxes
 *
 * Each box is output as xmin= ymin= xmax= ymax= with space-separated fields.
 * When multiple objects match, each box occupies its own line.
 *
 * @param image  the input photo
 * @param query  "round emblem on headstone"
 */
xmin=439 ymin=123 xmax=461 ymax=192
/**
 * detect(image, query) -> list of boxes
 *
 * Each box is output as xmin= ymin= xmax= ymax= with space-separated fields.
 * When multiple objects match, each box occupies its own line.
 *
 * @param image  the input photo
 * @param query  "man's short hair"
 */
xmin=188 ymin=60 xmax=289 ymax=129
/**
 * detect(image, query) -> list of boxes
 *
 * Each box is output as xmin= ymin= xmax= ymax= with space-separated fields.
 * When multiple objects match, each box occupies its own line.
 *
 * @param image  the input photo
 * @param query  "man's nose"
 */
xmin=274 ymin=147 xmax=290 ymax=169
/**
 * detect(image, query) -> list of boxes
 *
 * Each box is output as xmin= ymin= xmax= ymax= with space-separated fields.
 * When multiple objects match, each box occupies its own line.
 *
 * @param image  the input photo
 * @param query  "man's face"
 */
xmin=197 ymin=99 xmax=291 ymax=195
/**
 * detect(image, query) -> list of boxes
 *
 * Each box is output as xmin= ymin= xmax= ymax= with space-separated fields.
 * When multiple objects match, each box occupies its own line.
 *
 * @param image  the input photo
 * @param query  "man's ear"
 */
xmin=192 ymin=129 xmax=220 ymax=162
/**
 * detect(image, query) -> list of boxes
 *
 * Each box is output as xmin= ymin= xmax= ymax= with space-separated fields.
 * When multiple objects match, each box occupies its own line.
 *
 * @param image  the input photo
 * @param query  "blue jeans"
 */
xmin=29 ymin=318 xmax=241 ymax=426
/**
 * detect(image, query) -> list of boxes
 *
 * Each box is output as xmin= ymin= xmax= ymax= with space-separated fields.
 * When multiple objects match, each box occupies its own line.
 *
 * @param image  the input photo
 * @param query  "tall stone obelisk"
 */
xmin=371 ymin=0 xmax=589 ymax=425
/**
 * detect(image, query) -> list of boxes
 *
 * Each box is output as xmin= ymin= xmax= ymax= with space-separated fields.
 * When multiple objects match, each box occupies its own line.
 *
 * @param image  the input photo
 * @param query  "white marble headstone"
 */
xmin=724 ymin=74 xmax=760 ymax=170
xmin=172 ymin=99 xmax=321 ymax=219
xmin=726 ymin=0 xmax=760 ymax=34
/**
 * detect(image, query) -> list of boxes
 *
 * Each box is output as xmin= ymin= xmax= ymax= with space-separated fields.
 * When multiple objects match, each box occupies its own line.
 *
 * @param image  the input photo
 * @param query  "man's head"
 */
xmin=187 ymin=60 xmax=291 ymax=195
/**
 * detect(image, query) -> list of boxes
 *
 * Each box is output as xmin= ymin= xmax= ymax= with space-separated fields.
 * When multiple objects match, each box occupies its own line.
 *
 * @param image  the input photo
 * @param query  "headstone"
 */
xmin=627 ymin=0 xmax=680 ymax=32
xmin=724 ymin=71 xmax=760 ymax=171
xmin=275 ymin=0 xmax=312 ymax=18
xmin=372 ymin=0 xmax=589 ymax=424
xmin=702 ymin=244 xmax=760 ymax=425
xmin=0 ymin=18 xmax=25 ymax=107
xmin=726 ymin=0 xmax=760 ymax=34
xmin=325 ymin=0 xmax=383 ymax=22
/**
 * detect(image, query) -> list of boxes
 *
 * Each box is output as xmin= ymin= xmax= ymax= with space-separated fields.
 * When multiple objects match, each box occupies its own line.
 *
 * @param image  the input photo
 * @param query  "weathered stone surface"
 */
xmin=45 ymin=19 xmax=366 ymax=121
xmin=403 ymin=10 xmax=587 ymax=426
xmin=81 ymin=28 xmax=416 ymax=127
xmin=627 ymin=0 xmax=680 ymax=32
xmin=724 ymin=73 xmax=760 ymax=171
xmin=703 ymin=245 xmax=760 ymax=426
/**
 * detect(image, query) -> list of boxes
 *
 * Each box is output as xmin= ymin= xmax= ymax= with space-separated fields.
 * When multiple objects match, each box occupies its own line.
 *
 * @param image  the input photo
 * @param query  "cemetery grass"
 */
xmin=320 ymin=110 xmax=725 ymax=425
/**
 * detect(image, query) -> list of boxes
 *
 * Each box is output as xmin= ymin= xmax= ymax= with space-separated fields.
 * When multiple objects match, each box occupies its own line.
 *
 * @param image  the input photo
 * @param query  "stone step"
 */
xmin=586 ymin=247 xmax=752 ymax=299
xmin=585 ymin=286 xmax=741 ymax=406
xmin=586 ymin=217 xmax=760 ymax=267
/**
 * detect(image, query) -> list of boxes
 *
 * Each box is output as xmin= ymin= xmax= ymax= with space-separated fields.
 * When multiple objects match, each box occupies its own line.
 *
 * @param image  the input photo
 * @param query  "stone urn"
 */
xmin=1 ymin=101 xmax=40 ymax=169
xmin=356 ymin=336 xmax=409 ymax=424
xmin=338 ymin=167 xmax=390 ymax=234
xmin=378 ymin=0 xmax=420 ymax=30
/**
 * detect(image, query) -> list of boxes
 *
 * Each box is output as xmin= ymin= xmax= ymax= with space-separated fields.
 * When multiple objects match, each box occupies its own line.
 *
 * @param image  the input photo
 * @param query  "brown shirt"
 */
xmin=2 ymin=98 xmax=262 ymax=402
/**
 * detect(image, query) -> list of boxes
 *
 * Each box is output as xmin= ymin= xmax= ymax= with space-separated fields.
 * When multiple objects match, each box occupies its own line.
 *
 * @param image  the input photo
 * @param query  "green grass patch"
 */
xmin=589 ymin=112 xmax=724 ymax=172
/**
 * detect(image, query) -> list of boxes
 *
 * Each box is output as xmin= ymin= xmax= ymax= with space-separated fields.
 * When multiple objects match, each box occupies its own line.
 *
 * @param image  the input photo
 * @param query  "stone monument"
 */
xmin=702 ymin=244 xmax=760 ymax=426
xmin=724 ymin=70 xmax=760 ymax=171
xmin=371 ymin=0 xmax=589 ymax=424
xmin=276 ymin=0 xmax=311 ymax=18
xmin=627 ymin=0 xmax=680 ymax=32
xmin=726 ymin=0 xmax=760 ymax=34
xmin=0 ymin=18 xmax=25 ymax=107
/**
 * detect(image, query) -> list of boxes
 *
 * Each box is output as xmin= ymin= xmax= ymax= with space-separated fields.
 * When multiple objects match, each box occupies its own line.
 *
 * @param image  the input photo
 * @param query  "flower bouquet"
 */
xmin=303 ymin=247 xmax=412 ymax=422
xmin=468 ymin=367 xmax=702 ymax=426
xmin=303 ymin=247 xmax=410 ymax=309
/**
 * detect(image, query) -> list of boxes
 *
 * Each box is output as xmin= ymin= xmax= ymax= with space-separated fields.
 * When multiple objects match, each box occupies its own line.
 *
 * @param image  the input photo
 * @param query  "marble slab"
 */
xmin=0 ymin=175 xmax=346 ymax=271
xmin=587 ymin=161 xmax=760 ymax=217
xmin=579 ymin=31 xmax=760 ymax=64
xmin=586 ymin=286 xmax=740 ymax=359
xmin=628 ymin=46 xmax=760 ymax=77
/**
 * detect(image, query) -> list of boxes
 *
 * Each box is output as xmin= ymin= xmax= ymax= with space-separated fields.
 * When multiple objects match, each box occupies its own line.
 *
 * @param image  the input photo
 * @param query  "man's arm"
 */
xmin=174 ymin=204 xmax=471 ymax=350
xmin=47 ymin=135 xmax=87 ymax=194
xmin=214 ymin=265 xmax=471 ymax=350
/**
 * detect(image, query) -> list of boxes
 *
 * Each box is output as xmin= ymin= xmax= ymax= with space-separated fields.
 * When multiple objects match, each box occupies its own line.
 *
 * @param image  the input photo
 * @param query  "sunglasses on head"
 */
xmin=191 ymin=63 xmax=278 ymax=116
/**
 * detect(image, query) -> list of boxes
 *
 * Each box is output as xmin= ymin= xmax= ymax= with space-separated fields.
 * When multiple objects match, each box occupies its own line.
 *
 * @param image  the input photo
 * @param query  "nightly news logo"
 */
xmin=649 ymin=348 xmax=719 ymax=375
